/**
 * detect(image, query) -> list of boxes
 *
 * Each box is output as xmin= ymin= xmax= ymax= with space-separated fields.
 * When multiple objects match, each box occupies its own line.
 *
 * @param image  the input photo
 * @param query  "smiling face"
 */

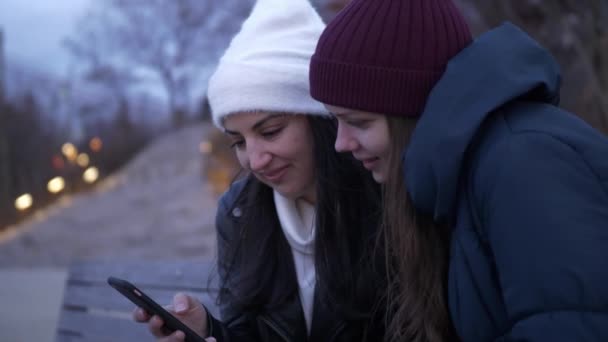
xmin=223 ymin=112 xmax=316 ymax=203
xmin=326 ymin=104 xmax=391 ymax=183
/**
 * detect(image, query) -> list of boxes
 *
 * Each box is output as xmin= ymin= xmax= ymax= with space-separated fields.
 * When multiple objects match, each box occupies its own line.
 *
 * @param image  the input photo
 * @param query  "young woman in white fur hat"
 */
xmin=132 ymin=0 xmax=386 ymax=341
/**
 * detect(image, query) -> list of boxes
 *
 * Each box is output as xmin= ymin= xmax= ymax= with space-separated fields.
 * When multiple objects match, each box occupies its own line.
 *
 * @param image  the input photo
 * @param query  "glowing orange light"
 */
xmin=51 ymin=155 xmax=65 ymax=170
xmin=199 ymin=141 xmax=212 ymax=154
xmin=89 ymin=137 xmax=103 ymax=152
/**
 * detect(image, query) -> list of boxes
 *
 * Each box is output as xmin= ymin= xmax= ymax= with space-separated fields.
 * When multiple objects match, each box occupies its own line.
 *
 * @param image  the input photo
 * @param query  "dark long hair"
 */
xmin=382 ymin=116 xmax=455 ymax=342
xmin=217 ymin=115 xmax=384 ymax=327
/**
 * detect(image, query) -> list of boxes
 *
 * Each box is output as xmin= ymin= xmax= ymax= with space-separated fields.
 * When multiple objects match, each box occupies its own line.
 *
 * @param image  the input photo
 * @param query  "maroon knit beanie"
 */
xmin=310 ymin=0 xmax=473 ymax=117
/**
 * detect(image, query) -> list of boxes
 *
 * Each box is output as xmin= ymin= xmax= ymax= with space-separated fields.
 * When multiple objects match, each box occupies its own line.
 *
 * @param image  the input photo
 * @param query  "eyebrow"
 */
xmin=330 ymin=109 xmax=355 ymax=117
xmin=224 ymin=113 xmax=285 ymax=135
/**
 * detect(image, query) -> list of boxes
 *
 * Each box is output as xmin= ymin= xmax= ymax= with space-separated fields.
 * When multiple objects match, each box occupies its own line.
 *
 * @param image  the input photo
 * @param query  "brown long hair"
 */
xmin=381 ymin=116 xmax=455 ymax=342
xmin=217 ymin=116 xmax=384 ymax=335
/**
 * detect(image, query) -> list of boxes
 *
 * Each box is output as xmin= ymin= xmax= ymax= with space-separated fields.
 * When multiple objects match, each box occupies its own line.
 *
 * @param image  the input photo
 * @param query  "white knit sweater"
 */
xmin=273 ymin=191 xmax=316 ymax=333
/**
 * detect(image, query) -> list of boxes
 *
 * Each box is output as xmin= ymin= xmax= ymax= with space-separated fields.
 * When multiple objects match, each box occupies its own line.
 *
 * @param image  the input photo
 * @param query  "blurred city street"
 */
xmin=0 ymin=0 xmax=606 ymax=341
xmin=0 ymin=123 xmax=221 ymax=341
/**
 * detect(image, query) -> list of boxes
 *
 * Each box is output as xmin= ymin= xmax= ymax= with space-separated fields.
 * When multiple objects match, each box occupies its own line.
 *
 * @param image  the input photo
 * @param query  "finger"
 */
xmin=205 ymin=338 xmax=217 ymax=342
xmin=148 ymin=315 xmax=167 ymax=337
xmin=158 ymin=330 xmax=186 ymax=342
xmin=173 ymin=293 xmax=189 ymax=313
xmin=172 ymin=330 xmax=186 ymax=341
xmin=132 ymin=307 xmax=151 ymax=322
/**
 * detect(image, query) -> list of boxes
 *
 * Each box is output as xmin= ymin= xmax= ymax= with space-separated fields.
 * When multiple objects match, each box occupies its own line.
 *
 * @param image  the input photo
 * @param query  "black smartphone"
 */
xmin=107 ymin=276 xmax=206 ymax=342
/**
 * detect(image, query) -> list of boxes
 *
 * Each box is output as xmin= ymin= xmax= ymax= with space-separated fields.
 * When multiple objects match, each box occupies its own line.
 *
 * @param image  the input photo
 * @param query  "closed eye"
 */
xmin=346 ymin=120 xmax=371 ymax=129
xmin=261 ymin=128 xmax=282 ymax=138
xmin=229 ymin=139 xmax=245 ymax=149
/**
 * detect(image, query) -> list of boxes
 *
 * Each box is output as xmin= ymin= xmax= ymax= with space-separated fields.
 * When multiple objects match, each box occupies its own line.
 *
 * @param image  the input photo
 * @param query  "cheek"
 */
xmin=358 ymin=132 xmax=380 ymax=153
xmin=285 ymin=127 xmax=312 ymax=159
xmin=367 ymin=127 xmax=390 ymax=155
xmin=235 ymin=150 xmax=249 ymax=169
xmin=289 ymin=132 xmax=315 ymax=178
xmin=376 ymin=134 xmax=391 ymax=156
xmin=301 ymin=147 xmax=315 ymax=177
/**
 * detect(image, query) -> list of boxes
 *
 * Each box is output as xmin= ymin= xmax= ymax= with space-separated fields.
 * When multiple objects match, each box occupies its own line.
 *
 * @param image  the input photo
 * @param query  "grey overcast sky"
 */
xmin=0 ymin=0 xmax=91 ymax=75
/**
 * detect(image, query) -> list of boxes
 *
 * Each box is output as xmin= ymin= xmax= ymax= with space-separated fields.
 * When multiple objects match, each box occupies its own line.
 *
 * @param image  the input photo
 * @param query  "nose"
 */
xmin=247 ymin=142 xmax=271 ymax=172
xmin=334 ymin=123 xmax=358 ymax=152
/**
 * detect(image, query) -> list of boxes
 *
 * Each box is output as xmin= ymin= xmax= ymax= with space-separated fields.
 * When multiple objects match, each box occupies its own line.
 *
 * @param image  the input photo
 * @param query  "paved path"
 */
xmin=0 ymin=123 xmax=223 ymax=341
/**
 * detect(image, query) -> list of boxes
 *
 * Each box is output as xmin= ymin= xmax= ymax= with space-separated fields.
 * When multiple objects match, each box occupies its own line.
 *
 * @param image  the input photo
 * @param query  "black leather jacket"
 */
xmin=207 ymin=179 xmax=383 ymax=342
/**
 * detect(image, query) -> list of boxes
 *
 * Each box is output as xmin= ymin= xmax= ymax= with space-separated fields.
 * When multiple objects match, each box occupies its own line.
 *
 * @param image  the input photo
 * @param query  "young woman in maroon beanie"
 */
xmin=310 ymin=0 xmax=608 ymax=341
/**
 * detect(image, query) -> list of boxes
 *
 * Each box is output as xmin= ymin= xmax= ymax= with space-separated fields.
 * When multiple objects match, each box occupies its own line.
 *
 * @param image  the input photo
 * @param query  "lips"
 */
xmin=261 ymin=165 xmax=289 ymax=182
xmin=359 ymin=157 xmax=379 ymax=170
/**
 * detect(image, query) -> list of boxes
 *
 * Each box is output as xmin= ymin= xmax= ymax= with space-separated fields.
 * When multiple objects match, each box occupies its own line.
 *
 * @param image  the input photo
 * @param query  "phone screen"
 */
xmin=107 ymin=276 xmax=206 ymax=342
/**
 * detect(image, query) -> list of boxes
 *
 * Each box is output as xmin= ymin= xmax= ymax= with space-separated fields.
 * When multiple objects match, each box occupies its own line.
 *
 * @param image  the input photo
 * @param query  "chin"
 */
xmin=274 ymin=185 xmax=300 ymax=200
xmin=372 ymin=172 xmax=387 ymax=184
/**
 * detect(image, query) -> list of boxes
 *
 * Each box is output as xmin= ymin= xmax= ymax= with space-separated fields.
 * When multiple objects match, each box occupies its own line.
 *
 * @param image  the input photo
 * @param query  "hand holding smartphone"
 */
xmin=107 ymin=276 xmax=206 ymax=342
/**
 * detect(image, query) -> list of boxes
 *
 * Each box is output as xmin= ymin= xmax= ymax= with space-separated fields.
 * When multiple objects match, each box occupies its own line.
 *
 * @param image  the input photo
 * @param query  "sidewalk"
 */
xmin=0 ymin=124 xmax=221 ymax=341
xmin=0 ymin=268 xmax=67 ymax=342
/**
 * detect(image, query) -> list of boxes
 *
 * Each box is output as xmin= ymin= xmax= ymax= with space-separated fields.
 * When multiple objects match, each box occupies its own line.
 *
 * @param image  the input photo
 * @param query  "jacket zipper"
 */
xmin=259 ymin=316 xmax=291 ymax=342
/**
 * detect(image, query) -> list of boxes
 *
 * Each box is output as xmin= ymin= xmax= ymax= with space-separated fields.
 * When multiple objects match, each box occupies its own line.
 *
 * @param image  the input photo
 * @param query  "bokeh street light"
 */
xmin=83 ymin=167 xmax=99 ymax=184
xmin=76 ymin=153 xmax=90 ymax=167
xmin=89 ymin=137 xmax=103 ymax=152
xmin=62 ymin=143 xmax=78 ymax=162
xmin=47 ymin=177 xmax=66 ymax=194
xmin=15 ymin=194 xmax=33 ymax=211
xmin=51 ymin=155 xmax=65 ymax=170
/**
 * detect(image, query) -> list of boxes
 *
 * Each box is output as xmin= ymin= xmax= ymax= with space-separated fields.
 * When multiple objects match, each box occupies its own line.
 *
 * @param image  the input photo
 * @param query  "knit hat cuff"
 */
xmin=310 ymin=55 xmax=444 ymax=117
xmin=209 ymin=64 xmax=329 ymax=128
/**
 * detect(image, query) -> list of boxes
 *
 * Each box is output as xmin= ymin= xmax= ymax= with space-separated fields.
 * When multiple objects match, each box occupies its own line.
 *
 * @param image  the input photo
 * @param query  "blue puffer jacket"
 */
xmin=404 ymin=23 xmax=608 ymax=341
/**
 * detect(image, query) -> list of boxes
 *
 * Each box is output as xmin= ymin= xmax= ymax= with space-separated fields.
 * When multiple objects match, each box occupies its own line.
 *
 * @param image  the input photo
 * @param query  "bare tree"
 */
xmin=312 ymin=0 xmax=351 ymax=22
xmin=0 ymin=28 xmax=12 ymax=217
xmin=0 ymin=90 xmax=69 ymax=226
xmin=454 ymin=0 xmax=608 ymax=134
xmin=0 ymin=108 xmax=11 ymax=222
xmin=0 ymin=28 xmax=5 ymax=103
xmin=66 ymin=0 xmax=253 ymax=128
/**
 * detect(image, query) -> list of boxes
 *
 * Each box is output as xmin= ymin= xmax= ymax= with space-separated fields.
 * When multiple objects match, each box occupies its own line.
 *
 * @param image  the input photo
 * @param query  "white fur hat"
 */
xmin=207 ymin=0 xmax=329 ymax=128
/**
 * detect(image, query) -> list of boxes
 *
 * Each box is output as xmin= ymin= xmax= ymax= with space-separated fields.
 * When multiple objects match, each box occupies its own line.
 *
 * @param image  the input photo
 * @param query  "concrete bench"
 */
xmin=55 ymin=259 xmax=219 ymax=341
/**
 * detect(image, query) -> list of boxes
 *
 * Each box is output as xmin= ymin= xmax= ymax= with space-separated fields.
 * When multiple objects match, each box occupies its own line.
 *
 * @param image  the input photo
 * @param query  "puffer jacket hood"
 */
xmin=404 ymin=22 xmax=561 ymax=221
